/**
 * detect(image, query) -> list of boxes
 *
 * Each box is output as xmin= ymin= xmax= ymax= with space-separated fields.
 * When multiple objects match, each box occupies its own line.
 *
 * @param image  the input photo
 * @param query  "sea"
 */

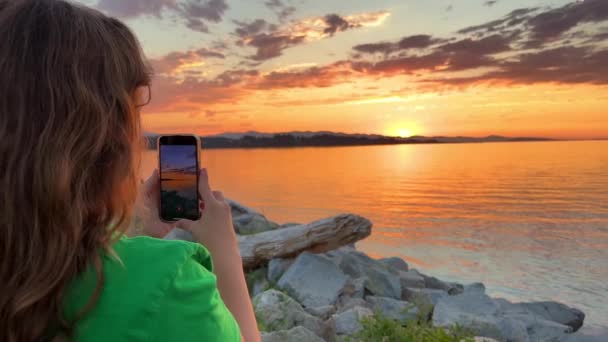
xmin=142 ymin=140 xmax=608 ymax=331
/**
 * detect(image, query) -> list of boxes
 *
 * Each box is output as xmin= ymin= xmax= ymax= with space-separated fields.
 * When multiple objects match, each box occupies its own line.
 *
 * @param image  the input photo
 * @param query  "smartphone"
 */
xmin=158 ymin=135 xmax=201 ymax=222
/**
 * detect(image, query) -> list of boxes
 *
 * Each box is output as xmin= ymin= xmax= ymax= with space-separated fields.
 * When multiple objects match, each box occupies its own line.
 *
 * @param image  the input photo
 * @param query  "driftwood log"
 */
xmin=238 ymin=213 xmax=372 ymax=269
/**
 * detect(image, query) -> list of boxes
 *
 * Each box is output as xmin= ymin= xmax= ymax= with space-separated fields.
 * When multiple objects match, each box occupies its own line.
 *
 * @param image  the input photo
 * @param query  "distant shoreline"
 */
xmin=141 ymin=132 xmax=603 ymax=150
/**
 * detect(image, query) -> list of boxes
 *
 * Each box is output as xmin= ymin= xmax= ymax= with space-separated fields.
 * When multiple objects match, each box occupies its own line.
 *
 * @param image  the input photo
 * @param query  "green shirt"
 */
xmin=63 ymin=236 xmax=241 ymax=341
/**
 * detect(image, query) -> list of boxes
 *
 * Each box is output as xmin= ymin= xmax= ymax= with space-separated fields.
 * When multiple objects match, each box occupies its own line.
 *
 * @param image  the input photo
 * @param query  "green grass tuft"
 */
xmin=349 ymin=311 xmax=475 ymax=342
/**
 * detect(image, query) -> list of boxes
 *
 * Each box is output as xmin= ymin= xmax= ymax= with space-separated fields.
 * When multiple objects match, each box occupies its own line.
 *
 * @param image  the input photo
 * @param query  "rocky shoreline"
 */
xmin=166 ymin=200 xmax=598 ymax=342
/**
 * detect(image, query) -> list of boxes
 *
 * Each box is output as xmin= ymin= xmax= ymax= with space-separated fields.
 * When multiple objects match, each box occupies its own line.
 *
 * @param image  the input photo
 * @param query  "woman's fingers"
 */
xmin=198 ymin=168 xmax=216 ymax=203
xmin=212 ymin=190 xmax=225 ymax=202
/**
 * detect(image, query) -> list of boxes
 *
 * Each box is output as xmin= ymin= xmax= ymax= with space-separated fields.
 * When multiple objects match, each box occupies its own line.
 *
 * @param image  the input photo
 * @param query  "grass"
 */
xmin=348 ymin=311 xmax=475 ymax=342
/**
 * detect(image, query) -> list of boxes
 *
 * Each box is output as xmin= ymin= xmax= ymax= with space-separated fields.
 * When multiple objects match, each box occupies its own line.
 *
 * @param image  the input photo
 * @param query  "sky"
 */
xmin=79 ymin=0 xmax=608 ymax=139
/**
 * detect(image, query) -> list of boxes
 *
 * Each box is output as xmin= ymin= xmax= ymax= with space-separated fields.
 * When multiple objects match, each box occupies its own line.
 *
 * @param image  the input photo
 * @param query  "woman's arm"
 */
xmin=176 ymin=169 xmax=260 ymax=342
xmin=205 ymin=234 xmax=258 ymax=342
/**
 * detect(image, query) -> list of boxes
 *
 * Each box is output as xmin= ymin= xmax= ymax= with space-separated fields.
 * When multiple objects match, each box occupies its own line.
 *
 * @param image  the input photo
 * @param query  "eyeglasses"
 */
xmin=135 ymin=84 xmax=151 ymax=108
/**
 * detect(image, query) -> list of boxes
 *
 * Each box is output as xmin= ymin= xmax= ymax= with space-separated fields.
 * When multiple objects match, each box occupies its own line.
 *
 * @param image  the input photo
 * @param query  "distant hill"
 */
xmin=144 ymin=132 xmax=553 ymax=149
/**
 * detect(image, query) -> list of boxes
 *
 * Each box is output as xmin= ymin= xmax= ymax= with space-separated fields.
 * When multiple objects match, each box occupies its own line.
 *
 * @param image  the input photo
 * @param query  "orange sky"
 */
xmin=84 ymin=0 xmax=608 ymax=139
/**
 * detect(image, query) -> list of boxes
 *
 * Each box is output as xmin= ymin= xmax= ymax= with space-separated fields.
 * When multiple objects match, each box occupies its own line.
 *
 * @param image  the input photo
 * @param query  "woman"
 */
xmin=0 ymin=0 xmax=259 ymax=341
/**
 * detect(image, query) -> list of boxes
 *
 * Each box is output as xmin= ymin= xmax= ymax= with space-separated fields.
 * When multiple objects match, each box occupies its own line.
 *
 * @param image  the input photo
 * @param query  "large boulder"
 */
xmin=399 ymin=271 xmax=426 ymax=289
xmin=510 ymin=302 xmax=585 ymax=332
xmin=278 ymin=252 xmax=348 ymax=308
xmin=267 ymin=257 xmax=294 ymax=283
xmin=336 ymin=297 xmax=370 ymax=314
xmin=366 ymin=296 xmax=419 ymax=324
xmin=433 ymin=283 xmax=580 ymax=342
xmin=253 ymin=289 xmax=326 ymax=338
xmin=432 ymin=283 xmax=504 ymax=341
xmin=233 ymin=213 xmax=279 ymax=235
xmin=414 ymin=270 xmax=463 ymax=295
xmin=379 ymin=257 xmax=409 ymax=272
xmin=338 ymin=252 xmax=401 ymax=299
xmin=226 ymin=198 xmax=259 ymax=218
xmin=304 ymin=305 xmax=336 ymax=321
xmin=245 ymin=267 xmax=270 ymax=297
xmin=328 ymin=306 xmax=373 ymax=336
xmin=363 ymin=267 xmax=401 ymax=299
xmin=402 ymin=287 xmax=448 ymax=308
xmin=340 ymin=277 xmax=366 ymax=300
xmin=261 ymin=326 xmax=324 ymax=342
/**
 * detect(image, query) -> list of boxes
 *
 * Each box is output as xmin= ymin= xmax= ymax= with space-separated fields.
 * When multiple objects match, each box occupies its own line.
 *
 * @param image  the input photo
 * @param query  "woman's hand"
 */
xmin=175 ymin=168 xmax=239 ymax=255
xmin=176 ymin=169 xmax=260 ymax=342
xmin=132 ymin=169 xmax=174 ymax=238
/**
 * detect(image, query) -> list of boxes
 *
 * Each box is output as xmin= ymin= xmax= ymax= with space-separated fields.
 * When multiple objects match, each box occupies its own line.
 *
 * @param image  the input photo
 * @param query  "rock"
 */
xmin=267 ymin=257 xmax=294 ymax=283
xmin=465 ymin=282 xmax=487 ymax=294
xmin=422 ymin=274 xmax=463 ymax=295
xmin=305 ymin=305 xmax=336 ymax=320
xmin=399 ymin=271 xmax=426 ymax=289
xmin=563 ymin=330 xmax=608 ymax=342
xmin=261 ymin=326 xmax=324 ymax=342
xmin=432 ymin=283 xmax=581 ymax=342
xmin=164 ymin=228 xmax=195 ymax=242
xmin=402 ymin=287 xmax=448 ymax=308
xmin=234 ymin=213 xmax=279 ymax=235
xmin=226 ymin=198 xmax=259 ymax=218
xmin=432 ymin=284 xmax=504 ymax=341
xmin=278 ymin=252 xmax=348 ymax=308
xmin=341 ymin=277 xmax=366 ymax=299
xmin=246 ymin=268 xmax=270 ymax=297
xmin=474 ymin=338 xmax=500 ymax=342
xmin=527 ymin=319 xmax=572 ymax=341
xmin=366 ymin=296 xmax=419 ymax=323
xmin=379 ymin=257 xmax=409 ymax=272
xmin=363 ymin=267 xmax=401 ymax=299
xmin=322 ymin=245 xmax=357 ymax=264
xmin=338 ymin=252 xmax=401 ymax=299
xmin=329 ymin=306 xmax=373 ymax=336
xmin=336 ymin=297 xmax=370 ymax=314
xmin=253 ymin=289 xmax=326 ymax=338
xmin=515 ymin=302 xmax=585 ymax=332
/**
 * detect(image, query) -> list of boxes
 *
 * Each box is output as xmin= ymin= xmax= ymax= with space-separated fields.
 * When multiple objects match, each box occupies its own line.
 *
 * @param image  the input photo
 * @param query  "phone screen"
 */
xmin=158 ymin=135 xmax=201 ymax=221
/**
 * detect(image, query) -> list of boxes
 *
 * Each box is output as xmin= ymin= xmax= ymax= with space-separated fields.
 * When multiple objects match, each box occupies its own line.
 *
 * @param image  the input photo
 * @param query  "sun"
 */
xmin=397 ymin=128 xmax=413 ymax=138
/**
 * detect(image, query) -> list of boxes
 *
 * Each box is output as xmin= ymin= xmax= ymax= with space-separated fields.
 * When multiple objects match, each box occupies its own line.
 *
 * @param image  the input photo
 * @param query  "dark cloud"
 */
xmin=431 ymin=46 xmax=608 ymax=86
xmin=96 ymin=0 xmax=228 ymax=33
xmin=179 ymin=0 xmax=228 ymax=32
xmin=247 ymin=34 xmax=306 ymax=61
xmin=438 ymin=34 xmax=512 ymax=55
xmin=353 ymin=35 xmax=442 ymax=55
xmin=526 ymin=0 xmax=608 ymax=45
xmin=233 ymin=19 xmax=276 ymax=39
xmin=264 ymin=0 xmax=296 ymax=22
xmin=324 ymin=14 xmax=353 ymax=35
xmin=235 ymin=11 xmax=389 ymax=61
xmin=348 ymin=1 xmax=608 ymax=87
xmin=457 ymin=7 xmax=539 ymax=35
xmin=150 ymin=47 xmax=225 ymax=74
xmin=484 ymin=1 xmax=498 ymax=7
xmin=256 ymin=62 xmax=353 ymax=89
xmin=144 ymin=0 xmax=608 ymax=111
xmin=96 ymin=0 xmax=176 ymax=18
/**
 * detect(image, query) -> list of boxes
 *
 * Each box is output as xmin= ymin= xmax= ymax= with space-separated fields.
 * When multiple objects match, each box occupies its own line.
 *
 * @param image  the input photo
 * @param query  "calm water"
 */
xmin=143 ymin=141 xmax=608 ymax=329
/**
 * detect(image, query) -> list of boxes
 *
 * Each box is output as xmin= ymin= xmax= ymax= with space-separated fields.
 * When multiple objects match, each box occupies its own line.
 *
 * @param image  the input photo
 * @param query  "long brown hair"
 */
xmin=0 ymin=0 xmax=151 ymax=340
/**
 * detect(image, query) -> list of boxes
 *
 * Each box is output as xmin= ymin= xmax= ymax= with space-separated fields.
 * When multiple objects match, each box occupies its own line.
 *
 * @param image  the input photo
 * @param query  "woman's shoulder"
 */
xmin=112 ymin=235 xmax=213 ymax=273
xmin=64 ymin=236 xmax=231 ymax=341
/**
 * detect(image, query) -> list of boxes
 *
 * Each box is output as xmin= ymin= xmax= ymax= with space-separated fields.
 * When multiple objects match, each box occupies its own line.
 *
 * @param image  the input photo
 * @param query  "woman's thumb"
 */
xmin=198 ymin=168 xmax=214 ymax=201
xmin=175 ymin=219 xmax=194 ymax=232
